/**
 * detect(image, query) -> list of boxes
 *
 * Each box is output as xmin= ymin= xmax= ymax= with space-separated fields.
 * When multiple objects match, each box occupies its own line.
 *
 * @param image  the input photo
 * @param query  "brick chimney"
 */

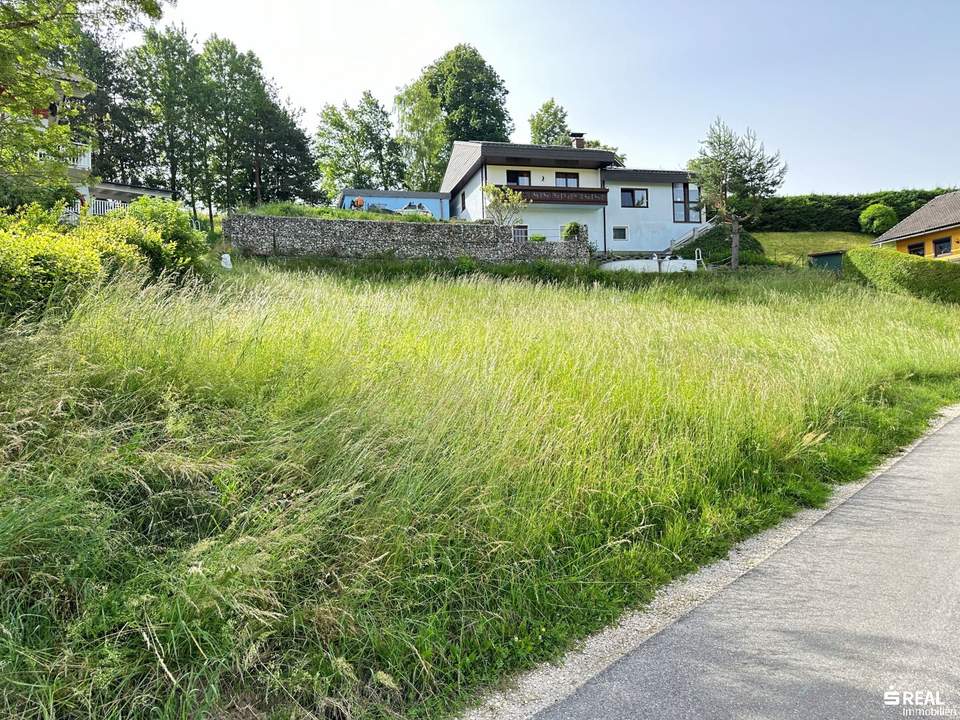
xmin=570 ymin=132 xmax=585 ymax=149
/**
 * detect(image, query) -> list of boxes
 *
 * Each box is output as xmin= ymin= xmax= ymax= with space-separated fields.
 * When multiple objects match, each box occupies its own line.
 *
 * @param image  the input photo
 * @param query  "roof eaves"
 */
xmin=872 ymin=220 xmax=960 ymax=245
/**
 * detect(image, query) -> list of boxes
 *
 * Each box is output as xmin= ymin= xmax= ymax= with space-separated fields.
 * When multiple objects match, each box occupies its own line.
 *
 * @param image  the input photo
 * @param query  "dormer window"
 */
xmin=506 ymin=170 xmax=530 ymax=186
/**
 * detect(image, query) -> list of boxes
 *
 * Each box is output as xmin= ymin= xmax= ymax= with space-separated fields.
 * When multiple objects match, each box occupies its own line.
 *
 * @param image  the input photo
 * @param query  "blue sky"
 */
xmin=157 ymin=0 xmax=960 ymax=194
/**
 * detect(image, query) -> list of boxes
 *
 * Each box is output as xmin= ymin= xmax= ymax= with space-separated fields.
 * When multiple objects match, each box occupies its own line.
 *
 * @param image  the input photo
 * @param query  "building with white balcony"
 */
xmin=440 ymin=135 xmax=710 ymax=253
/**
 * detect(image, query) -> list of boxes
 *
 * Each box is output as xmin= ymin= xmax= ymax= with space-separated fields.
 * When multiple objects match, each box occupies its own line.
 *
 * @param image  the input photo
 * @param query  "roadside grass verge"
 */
xmin=754 ymin=231 xmax=873 ymax=266
xmin=2 ymin=266 xmax=960 ymax=719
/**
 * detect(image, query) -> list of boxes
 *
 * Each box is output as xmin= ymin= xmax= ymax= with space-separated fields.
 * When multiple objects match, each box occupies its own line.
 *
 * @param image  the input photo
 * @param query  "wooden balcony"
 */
xmin=499 ymin=184 xmax=608 ymax=206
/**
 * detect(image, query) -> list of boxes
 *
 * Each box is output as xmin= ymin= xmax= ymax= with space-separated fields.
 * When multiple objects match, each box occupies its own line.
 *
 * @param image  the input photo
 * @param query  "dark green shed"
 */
xmin=808 ymin=250 xmax=845 ymax=271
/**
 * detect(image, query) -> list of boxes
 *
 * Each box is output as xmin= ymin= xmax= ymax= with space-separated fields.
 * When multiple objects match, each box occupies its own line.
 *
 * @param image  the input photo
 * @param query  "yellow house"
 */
xmin=873 ymin=191 xmax=960 ymax=260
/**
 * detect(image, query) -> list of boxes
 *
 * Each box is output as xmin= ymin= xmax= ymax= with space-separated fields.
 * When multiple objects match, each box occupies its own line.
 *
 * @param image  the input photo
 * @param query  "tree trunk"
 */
xmin=731 ymin=216 xmax=741 ymax=271
xmin=254 ymin=155 xmax=263 ymax=205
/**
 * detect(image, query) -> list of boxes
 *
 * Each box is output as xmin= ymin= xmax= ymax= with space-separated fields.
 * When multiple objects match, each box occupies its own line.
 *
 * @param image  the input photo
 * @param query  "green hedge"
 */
xmin=0 ymin=198 xmax=207 ymax=316
xmin=844 ymin=246 xmax=960 ymax=303
xmin=675 ymin=224 xmax=771 ymax=265
xmin=748 ymin=189 xmax=953 ymax=232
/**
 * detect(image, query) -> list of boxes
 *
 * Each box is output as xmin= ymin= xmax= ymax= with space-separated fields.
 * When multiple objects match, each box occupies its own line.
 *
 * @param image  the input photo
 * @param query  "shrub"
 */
xmin=123 ymin=197 xmax=207 ymax=273
xmin=748 ymin=189 xmax=951 ymax=232
xmin=561 ymin=221 xmax=583 ymax=241
xmin=844 ymin=246 xmax=960 ymax=303
xmin=73 ymin=214 xmax=156 ymax=272
xmin=859 ymin=203 xmax=898 ymax=235
xmin=676 ymin=224 xmax=768 ymax=265
xmin=0 ymin=224 xmax=102 ymax=313
xmin=529 ymin=233 xmax=546 ymax=242
xmin=482 ymin=184 xmax=527 ymax=226
xmin=0 ymin=199 xmax=203 ymax=316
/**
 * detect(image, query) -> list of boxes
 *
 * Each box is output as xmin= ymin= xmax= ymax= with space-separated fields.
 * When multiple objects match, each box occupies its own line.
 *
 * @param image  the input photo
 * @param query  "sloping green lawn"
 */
xmin=3 ymin=264 xmax=960 ymax=719
xmin=754 ymin=231 xmax=874 ymax=266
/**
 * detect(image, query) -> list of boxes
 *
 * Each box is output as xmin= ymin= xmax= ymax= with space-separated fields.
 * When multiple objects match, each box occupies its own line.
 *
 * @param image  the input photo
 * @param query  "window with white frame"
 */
xmin=513 ymin=225 xmax=528 ymax=241
xmin=612 ymin=226 xmax=628 ymax=241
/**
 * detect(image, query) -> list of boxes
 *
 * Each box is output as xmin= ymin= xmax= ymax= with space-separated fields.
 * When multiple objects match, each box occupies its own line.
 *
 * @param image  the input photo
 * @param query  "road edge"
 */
xmin=460 ymin=403 xmax=960 ymax=720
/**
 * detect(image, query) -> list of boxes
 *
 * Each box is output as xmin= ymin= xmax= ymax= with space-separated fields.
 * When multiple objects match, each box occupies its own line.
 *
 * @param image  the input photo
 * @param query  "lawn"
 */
xmin=3 ymin=262 xmax=960 ymax=719
xmin=754 ymin=231 xmax=874 ymax=266
xmin=238 ymin=200 xmax=438 ymax=223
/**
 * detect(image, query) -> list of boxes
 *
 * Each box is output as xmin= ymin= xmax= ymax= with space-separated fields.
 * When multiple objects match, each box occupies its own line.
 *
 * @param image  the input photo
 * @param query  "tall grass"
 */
xmin=3 ymin=266 xmax=960 ymax=719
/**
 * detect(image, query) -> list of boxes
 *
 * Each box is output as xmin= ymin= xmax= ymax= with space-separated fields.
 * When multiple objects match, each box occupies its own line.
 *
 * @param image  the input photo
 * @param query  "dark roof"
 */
xmin=874 ymin=191 xmax=960 ymax=244
xmin=602 ymin=168 xmax=692 ymax=184
xmin=91 ymin=181 xmax=173 ymax=199
xmin=440 ymin=141 xmax=621 ymax=195
xmin=807 ymin=249 xmax=846 ymax=257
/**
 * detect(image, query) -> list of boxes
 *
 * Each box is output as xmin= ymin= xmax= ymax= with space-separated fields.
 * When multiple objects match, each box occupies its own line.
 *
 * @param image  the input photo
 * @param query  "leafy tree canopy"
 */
xmin=420 ymin=44 xmax=513 ymax=143
xmin=584 ymin=139 xmax=625 ymax=165
xmin=529 ymin=99 xmax=570 ymax=146
xmin=0 ymin=0 xmax=164 ymax=208
xmin=315 ymin=91 xmax=404 ymax=197
xmin=395 ymin=81 xmax=447 ymax=192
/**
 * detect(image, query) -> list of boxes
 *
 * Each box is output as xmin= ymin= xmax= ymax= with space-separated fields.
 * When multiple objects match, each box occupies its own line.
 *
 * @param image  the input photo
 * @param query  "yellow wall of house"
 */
xmin=893 ymin=226 xmax=960 ymax=259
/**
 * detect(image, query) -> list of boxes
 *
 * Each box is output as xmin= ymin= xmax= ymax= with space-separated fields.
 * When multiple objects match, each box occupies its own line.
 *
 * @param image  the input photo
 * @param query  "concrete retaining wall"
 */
xmin=222 ymin=215 xmax=590 ymax=265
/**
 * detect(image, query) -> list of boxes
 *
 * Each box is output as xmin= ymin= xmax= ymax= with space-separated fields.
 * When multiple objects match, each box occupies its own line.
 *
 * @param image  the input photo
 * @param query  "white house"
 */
xmin=439 ymin=135 xmax=710 ymax=253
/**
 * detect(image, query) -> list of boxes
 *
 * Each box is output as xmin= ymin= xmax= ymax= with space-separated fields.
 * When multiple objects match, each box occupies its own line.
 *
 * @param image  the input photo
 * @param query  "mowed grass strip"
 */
xmin=2 ymin=266 xmax=960 ymax=719
xmin=754 ymin=230 xmax=874 ymax=266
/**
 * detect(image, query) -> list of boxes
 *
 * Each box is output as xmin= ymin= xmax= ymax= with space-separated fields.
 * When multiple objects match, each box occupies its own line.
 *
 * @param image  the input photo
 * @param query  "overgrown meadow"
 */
xmin=3 ymin=264 xmax=960 ymax=719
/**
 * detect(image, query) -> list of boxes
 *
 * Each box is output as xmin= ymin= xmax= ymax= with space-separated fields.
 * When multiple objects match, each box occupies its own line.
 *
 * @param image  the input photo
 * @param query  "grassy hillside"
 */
xmin=3 ymin=265 xmax=960 ymax=719
xmin=755 ymin=231 xmax=874 ymax=266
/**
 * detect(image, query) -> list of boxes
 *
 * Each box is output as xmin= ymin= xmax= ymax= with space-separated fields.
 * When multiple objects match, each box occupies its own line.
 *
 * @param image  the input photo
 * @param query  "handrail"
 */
xmin=671 ymin=215 xmax=718 ymax=252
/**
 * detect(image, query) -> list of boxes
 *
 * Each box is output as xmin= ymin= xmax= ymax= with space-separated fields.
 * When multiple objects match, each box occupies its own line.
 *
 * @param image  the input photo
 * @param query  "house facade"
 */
xmin=439 ymin=136 xmax=709 ymax=252
xmin=872 ymin=191 xmax=960 ymax=261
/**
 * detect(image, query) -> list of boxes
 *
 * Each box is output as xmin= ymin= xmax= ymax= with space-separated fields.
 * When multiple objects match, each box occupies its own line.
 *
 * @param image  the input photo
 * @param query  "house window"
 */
xmin=555 ymin=172 xmax=579 ymax=188
xmin=620 ymin=188 xmax=649 ymax=208
xmin=506 ymin=170 xmax=531 ymax=186
xmin=459 ymin=192 xmax=465 ymax=215
xmin=907 ymin=242 xmax=925 ymax=256
xmin=934 ymin=237 xmax=952 ymax=257
xmin=673 ymin=183 xmax=702 ymax=223
xmin=612 ymin=226 xmax=628 ymax=241
xmin=513 ymin=225 xmax=528 ymax=241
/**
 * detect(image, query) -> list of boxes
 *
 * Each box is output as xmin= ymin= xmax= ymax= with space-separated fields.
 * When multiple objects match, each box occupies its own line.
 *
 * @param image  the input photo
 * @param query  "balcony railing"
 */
xmin=69 ymin=144 xmax=92 ymax=171
xmin=63 ymin=198 xmax=128 ymax=221
xmin=499 ymin=184 xmax=608 ymax=206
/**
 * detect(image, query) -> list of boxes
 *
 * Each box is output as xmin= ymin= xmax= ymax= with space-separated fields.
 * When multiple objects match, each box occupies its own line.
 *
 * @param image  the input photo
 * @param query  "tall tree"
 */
xmin=130 ymin=25 xmax=199 ymax=197
xmin=420 ymin=44 xmax=513 ymax=144
xmin=395 ymin=81 xmax=447 ymax=192
xmin=529 ymin=98 xmax=570 ymax=146
xmin=314 ymin=91 xmax=404 ymax=197
xmin=200 ymin=35 xmax=263 ymax=211
xmin=245 ymin=88 xmax=320 ymax=205
xmin=76 ymin=30 xmax=152 ymax=185
xmin=354 ymin=92 xmax=404 ymax=192
xmin=178 ymin=42 xmax=214 ymax=222
xmin=688 ymin=118 xmax=786 ymax=270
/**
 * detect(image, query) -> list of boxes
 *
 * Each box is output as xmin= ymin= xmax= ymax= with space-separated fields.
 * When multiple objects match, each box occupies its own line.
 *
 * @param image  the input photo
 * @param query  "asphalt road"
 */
xmin=534 ymin=415 xmax=960 ymax=720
